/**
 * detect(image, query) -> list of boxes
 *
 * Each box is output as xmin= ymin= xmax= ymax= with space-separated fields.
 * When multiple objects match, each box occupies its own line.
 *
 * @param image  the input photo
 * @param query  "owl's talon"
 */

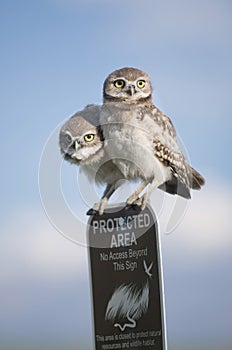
xmin=125 ymin=202 xmax=138 ymax=209
xmin=134 ymin=194 xmax=149 ymax=210
xmin=127 ymin=196 xmax=138 ymax=205
xmin=88 ymin=197 xmax=108 ymax=216
xmin=128 ymin=204 xmax=142 ymax=213
xmin=126 ymin=196 xmax=140 ymax=207
xmin=86 ymin=208 xmax=99 ymax=216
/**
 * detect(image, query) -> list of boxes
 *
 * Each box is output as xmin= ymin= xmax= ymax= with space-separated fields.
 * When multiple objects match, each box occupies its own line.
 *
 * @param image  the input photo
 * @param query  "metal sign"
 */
xmin=87 ymin=204 xmax=167 ymax=350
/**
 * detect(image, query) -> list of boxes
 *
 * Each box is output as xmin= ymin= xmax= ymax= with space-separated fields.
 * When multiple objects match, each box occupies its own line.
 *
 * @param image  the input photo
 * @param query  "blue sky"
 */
xmin=1 ymin=1 xmax=232 ymax=349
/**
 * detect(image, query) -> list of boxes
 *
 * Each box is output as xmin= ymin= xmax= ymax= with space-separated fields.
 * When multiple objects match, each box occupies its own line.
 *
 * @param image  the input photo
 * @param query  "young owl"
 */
xmin=59 ymin=105 xmax=124 ymax=214
xmin=100 ymin=67 xmax=205 ymax=209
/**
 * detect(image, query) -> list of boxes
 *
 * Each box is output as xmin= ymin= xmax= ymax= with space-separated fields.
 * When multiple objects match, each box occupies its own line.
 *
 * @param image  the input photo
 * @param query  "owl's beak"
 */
xmin=74 ymin=140 xmax=80 ymax=151
xmin=127 ymin=84 xmax=135 ymax=96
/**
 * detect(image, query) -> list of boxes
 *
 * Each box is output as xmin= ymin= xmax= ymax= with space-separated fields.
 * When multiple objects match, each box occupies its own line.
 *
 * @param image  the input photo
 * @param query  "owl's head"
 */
xmin=59 ymin=105 xmax=104 ymax=165
xmin=103 ymin=67 xmax=152 ymax=104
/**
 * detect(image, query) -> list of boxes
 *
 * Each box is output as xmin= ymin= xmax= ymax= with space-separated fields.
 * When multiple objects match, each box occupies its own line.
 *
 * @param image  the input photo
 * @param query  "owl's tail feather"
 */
xmin=190 ymin=167 xmax=205 ymax=190
xmin=159 ymin=167 xmax=205 ymax=198
xmin=158 ymin=179 xmax=191 ymax=199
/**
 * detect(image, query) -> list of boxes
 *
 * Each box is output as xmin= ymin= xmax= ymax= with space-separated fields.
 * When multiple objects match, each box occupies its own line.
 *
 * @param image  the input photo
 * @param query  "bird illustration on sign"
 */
xmin=105 ymin=259 xmax=154 ymax=332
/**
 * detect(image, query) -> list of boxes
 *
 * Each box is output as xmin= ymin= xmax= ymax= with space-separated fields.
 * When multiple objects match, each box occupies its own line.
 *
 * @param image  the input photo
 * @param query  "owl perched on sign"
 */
xmin=60 ymin=68 xmax=205 ymax=215
xmin=100 ymin=67 xmax=205 ymax=210
xmin=59 ymin=105 xmax=125 ymax=214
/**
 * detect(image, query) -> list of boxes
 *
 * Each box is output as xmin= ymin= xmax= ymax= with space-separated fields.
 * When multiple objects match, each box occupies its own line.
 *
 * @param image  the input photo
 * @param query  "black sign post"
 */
xmin=87 ymin=204 xmax=167 ymax=350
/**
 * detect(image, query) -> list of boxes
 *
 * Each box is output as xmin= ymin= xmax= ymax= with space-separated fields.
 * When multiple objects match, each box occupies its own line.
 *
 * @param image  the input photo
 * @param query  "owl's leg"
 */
xmin=90 ymin=183 xmax=118 ymax=215
xmin=135 ymin=178 xmax=160 ymax=210
xmin=126 ymin=180 xmax=148 ymax=206
xmin=99 ymin=184 xmax=116 ymax=215
xmin=102 ymin=183 xmax=117 ymax=199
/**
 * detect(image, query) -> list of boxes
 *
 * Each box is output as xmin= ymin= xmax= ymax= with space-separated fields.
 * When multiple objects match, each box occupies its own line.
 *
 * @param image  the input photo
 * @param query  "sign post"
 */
xmin=87 ymin=204 xmax=167 ymax=350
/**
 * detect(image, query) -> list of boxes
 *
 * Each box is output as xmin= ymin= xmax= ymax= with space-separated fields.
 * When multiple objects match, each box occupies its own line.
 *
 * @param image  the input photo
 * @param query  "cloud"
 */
xmin=7 ymin=178 xmax=231 ymax=275
xmin=157 ymin=176 xmax=232 ymax=260
xmin=2 ymin=175 xmax=231 ymax=288
xmin=0 ymin=207 xmax=89 ymax=282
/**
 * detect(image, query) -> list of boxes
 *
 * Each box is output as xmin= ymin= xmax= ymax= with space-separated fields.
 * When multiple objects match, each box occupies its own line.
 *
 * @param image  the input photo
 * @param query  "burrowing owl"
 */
xmin=100 ymin=67 xmax=205 ymax=209
xmin=59 ymin=105 xmax=124 ymax=214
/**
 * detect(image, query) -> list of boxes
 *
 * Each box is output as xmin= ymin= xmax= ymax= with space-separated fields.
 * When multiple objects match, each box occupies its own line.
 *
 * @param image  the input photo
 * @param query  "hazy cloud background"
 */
xmin=1 ymin=0 xmax=231 ymax=349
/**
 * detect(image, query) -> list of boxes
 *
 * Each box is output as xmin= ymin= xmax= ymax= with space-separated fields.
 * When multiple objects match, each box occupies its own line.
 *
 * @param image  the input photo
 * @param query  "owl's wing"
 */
xmin=141 ymin=106 xmax=205 ymax=196
xmin=148 ymin=105 xmax=177 ymax=139
xmin=153 ymin=139 xmax=191 ymax=197
xmin=154 ymin=139 xmax=205 ymax=197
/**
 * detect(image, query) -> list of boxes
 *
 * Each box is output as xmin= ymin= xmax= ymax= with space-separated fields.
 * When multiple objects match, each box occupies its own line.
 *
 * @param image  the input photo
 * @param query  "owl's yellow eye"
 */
xmin=114 ymin=79 xmax=125 ymax=89
xmin=137 ymin=80 xmax=146 ymax=89
xmin=84 ymin=134 xmax=95 ymax=142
